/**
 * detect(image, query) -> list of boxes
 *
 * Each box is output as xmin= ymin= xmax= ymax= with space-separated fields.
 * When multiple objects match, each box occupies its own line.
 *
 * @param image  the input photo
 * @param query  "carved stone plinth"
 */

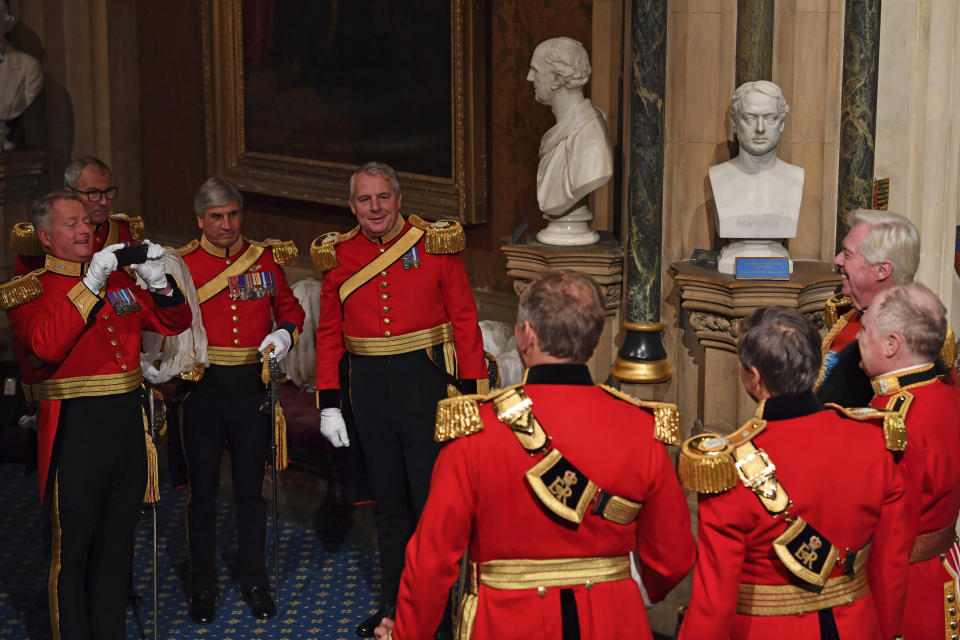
xmin=670 ymin=260 xmax=840 ymax=431
xmin=502 ymin=232 xmax=623 ymax=382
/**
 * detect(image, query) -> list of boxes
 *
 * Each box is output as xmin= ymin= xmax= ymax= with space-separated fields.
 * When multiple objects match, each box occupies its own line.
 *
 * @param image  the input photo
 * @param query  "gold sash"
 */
xmin=338 ymin=226 xmax=424 ymax=302
xmin=195 ymin=245 xmax=265 ymax=303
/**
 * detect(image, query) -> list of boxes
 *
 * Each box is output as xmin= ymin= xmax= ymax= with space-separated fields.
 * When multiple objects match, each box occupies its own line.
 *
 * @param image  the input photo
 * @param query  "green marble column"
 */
xmin=610 ymin=0 xmax=671 ymax=384
xmin=736 ymin=0 xmax=774 ymax=85
xmin=836 ymin=0 xmax=881 ymax=251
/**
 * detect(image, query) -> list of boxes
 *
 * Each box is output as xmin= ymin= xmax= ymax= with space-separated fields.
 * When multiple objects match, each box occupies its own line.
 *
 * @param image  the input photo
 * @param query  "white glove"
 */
xmin=82 ymin=243 xmax=123 ymax=293
xmin=319 ymin=407 xmax=350 ymax=447
xmin=132 ymin=240 xmax=169 ymax=291
xmin=259 ymin=328 xmax=293 ymax=361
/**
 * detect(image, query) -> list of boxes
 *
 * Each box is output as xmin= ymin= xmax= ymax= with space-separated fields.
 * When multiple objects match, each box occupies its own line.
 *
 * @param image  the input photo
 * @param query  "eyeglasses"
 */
xmin=75 ymin=186 xmax=119 ymax=203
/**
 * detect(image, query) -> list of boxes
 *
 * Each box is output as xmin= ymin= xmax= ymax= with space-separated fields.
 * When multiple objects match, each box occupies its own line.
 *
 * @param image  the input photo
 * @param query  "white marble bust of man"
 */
xmin=528 ymin=37 xmax=612 ymax=245
xmin=709 ymin=80 xmax=803 ymax=240
xmin=0 ymin=1 xmax=43 ymax=150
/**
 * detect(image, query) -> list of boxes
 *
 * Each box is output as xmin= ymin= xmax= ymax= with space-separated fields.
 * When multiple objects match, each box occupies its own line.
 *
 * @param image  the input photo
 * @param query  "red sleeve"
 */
xmin=438 ymin=253 xmax=486 ymax=381
xmin=393 ymin=439 xmax=475 ymax=639
xmin=9 ymin=293 xmax=89 ymax=363
xmin=866 ymin=451 xmax=910 ymax=639
xmin=678 ymin=490 xmax=747 ymax=640
xmin=633 ymin=443 xmax=696 ymax=601
xmin=135 ymin=280 xmax=193 ymax=336
xmin=315 ymin=267 xmax=345 ymax=394
xmin=269 ymin=254 xmax=305 ymax=335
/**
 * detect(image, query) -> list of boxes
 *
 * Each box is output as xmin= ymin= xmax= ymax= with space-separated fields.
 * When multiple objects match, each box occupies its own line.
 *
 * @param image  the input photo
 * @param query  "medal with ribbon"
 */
xmin=105 ymin=287 xmax=143 ymax=316
xmin=229 ymin=270 xmax=277 ymax=300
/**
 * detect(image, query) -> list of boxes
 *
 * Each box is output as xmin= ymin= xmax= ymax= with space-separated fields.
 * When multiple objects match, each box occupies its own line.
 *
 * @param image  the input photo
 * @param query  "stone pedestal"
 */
xmin=502 ymin=232 xmax=623 ymax=383
xmin=670 ymin=260 xmax=839 ymax=431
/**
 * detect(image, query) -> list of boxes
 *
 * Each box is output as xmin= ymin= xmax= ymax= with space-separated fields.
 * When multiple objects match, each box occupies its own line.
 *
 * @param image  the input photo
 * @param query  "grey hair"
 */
xmin=848 ymin=209 xmax=920 ymax=284
xmin=194 ymin=177 xmax=243 ymax=215
xmin=871 ymin=284 xmax=946 ymax=361
xmin=349 ymin=161 xmax=401 ymax=201
xmin=64 ymin=156 xmax=111 ymax=189
xmin=30 ymin=190 xmax=84 ymax=236
xmin=729 ymin=80 xmax=790 ymax=121
xmin=537 ymin=37 xmax=591 ymax=91
xmin=738 ymin=306 xmax=821 ymax=396
xmin=516 ymin=269 xmax=605 ymax=363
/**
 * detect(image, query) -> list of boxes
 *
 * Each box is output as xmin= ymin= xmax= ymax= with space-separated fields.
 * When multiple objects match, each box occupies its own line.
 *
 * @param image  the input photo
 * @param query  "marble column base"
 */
xmin=718 ymin=240 xmax=793 ymax=275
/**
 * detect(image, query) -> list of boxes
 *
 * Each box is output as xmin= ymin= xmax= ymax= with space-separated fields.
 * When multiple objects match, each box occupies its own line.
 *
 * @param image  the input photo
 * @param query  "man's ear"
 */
xmin=874 ymin=260 xmax=893 ymax=284
xmin=36 ymin=227 xmax=51 ymax=250
xmin=886 ymin=331 xmax=903 ymax=358
xmin=195 ymin=215 xmax=204 ymax=230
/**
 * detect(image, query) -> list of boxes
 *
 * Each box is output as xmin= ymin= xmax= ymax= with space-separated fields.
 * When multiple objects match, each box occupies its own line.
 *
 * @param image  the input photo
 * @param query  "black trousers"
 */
xmin=181 ymin=364 xmax=270 ymax=594
xmin=50 ymin=390 xmax=146 ymax=640
xmin=348 ymin=350 xmax=447 ymax=609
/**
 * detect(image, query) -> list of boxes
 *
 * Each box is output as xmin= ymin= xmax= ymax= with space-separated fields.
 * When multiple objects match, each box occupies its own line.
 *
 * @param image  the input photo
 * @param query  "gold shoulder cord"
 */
xmin=9 ymin=221 xmax=43 ymax=256
xmin=0 ymin=271 xmax=44 ymax=310
xmin=250 ymin=238 xmax=299 ymax=266
xmin=408 ymin=214 xmax=465 ymax=254
xmin=309 ymin=227 xmax=359 ymax=272
xmin=824 ymin=403 xmax=907 ymax=452
xmin=435 ymin=393 xmax=486 ymax=442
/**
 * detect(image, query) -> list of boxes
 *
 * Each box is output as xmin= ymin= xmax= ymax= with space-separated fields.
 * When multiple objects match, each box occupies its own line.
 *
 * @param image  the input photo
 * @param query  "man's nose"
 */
xmin=756 ymin=118 xmax=765 ymax=133
xmin=833 ymin=252 xmax=843 ymax=267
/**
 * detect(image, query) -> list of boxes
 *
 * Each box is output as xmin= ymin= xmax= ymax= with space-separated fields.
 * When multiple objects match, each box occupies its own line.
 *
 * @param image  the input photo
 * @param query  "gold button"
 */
xmin=230 ymin=304 xmax=237 ymax=311
xmin=537 ymin=587 xmax=547 ymax=598
xmin=379 ymin=247 xmax=385 ymax=253
xmin=951 ymin=607 xmax=957 ymax=616
xmin=380 ymin=271 xmax=387 ymax=277
xmin=107 ymin=326 xmax=115 ymax=333
xmin=384 ymin=331 xmax=391 ymax=337
xmin=381 ymin=294 xmax=388 ymax=300
xmin=110 ymin=340 xmax=118 ymax=346
xmin=233 ymin=338 xmax=240 ymax=345
xmin=225 ymin=259 xmax=232 ymax=265
xmin=585 ymin=580 xmax=594 ymax=590
xmin=233 ymin=327 xmax=240 ymax=334
xmin=383 ymin=318 xmax=391 ymax=325
xmin=232 ymin=315 xmax=239 ymax=322
xmin=952 ymin=621 xmax=958 ymax=630
xmin=381 ymin=282 xmax=388 ymax=288
xmin=114 ymin=353 xmax=121 ymax=359
xmin=121 ymin=364 xmax=128 ymax=371
xmin=101 ymin=313 xmax=110 ymax=320
xmin=382 ymin=306 xmax=390 ymax=312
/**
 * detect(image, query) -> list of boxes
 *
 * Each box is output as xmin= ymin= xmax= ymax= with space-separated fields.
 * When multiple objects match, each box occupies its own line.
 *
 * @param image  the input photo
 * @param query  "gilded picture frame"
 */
xmin=202 ymin=0 xmax=487 ymax=224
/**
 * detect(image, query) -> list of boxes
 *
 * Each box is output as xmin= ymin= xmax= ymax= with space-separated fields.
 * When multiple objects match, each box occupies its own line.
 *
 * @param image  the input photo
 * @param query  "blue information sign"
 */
xmin=735 ymin=257 xmax=790 ymax=280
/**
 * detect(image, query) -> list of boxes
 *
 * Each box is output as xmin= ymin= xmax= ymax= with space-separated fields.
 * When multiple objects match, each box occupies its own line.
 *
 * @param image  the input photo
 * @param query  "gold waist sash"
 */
xmin=476 ymin=555 xmax=631 ymax=591
xmin=736 ymin=570 xmax=868 ymax=616
xmin=32 ymin=369 xmax=143 ymax=401
xmin=909 ymin=520 xmax=958 ymax=564
xmin=207 ymin=346 xmax=261 ymax=366
xmin=344 ymin=323 xmax=453 ymax=356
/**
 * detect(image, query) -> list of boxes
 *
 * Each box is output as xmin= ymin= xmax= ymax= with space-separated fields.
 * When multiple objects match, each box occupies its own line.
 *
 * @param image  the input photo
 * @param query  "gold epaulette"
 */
xmin=677 ymin=418 xmax=767 ymax=494
xmin=408 ymin=214 xmax=465 ymax=254
xmin=250 ymin=238 xmax=299 ymax=266
xmin=0 ymin=270 xmax=45 ymax=309
xmin=941 ymin=327 xmax=958 ymax=373
xmin=597 ymin=384 xmax=681 ymax=445
xmin=9 ymin=221 xmax=43 ymax=256
xmin=110 ymin=212 xmax=145 ymax=242
xmin=310 ymin=227 xmax=359 ymax=272
xmin=824 ymin=292 xmax=853 ymax=329
xmin=434 ymin=393 xmax=486 ymax=442
xmin=176 ymin=239 xmax=199 ymax=257
xmin=824 ymin=403 xmax=907 ymax=452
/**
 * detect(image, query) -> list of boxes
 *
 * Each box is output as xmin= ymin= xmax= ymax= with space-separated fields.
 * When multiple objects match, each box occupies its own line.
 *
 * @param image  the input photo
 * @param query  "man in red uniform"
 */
xmin=2 ymin=190 xmax=191 ymax=639
xmin=178 ymin=177 xmax=305 ymax=624
xmin=10 ymin=156 xmax=145 ymax=275
xmin=817 ymin=208 xmax=957 ymax=405
xmin=375 ymin=270 xmax=695 ymax=640
xmin=312 ymin=161 xmax=488 ymax=637
xmin=858 ymin=283 xmax=960 ymax=638
xmin=679 ymin=306 xmax=910 ymax=640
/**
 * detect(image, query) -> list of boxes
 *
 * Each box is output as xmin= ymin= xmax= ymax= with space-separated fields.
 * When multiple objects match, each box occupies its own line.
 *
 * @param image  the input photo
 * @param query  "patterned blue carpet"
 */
xmin=0 ymin=463 xmax=382 ymax=640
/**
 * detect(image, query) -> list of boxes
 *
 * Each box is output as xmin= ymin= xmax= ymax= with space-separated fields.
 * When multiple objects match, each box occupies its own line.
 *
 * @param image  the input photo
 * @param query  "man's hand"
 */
xmin=131 ymin=239 xmax=170 ymax=292
xmin=82 ymin=243 xmax=123 ymax=293
xmin=259 ymin=329 xmax=293 ymax=361
xmin=319 ymin=407 xmax=350 ymax=447
xmin=374 ymin=616 xmax=394 ymax=640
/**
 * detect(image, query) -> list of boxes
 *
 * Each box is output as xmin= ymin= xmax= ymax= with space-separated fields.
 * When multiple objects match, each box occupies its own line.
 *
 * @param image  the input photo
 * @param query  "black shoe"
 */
xmin=243 ymin=586 xmax=276 ymax=620
xmin=188 ymin=589 xmax=218 ymax=625
xmin=356 ymin=606 xmax=394 ymax=638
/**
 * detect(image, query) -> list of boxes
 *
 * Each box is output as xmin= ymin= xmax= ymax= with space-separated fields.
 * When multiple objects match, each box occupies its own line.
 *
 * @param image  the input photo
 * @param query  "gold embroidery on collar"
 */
xmin=44 ymin=254 xmax=85 ymax=277
xmin=200 ymin=234 xmax=245 ymax=257
xmin=870 ymin=362 xmax=936 ymax=396
xmin=361 ymin=214 xmax=405 ymax=244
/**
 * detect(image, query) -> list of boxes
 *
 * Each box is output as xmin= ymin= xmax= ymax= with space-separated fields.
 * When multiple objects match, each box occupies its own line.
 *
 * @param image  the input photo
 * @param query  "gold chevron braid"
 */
xmin=9 ymin=221 xmax=43 ymax=256
xmin=435 ymin=394 xmax=484 ymax=442
xmin=0 ymin=273 xmax=43 ymax=309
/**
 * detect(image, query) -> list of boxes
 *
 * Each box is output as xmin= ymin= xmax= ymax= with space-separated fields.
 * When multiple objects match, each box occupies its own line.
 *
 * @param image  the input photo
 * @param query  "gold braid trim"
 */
xmin=250 ymin=238 xmax=299 ymax=266
xmin=176 ymin=239 xmax=199 ymax=256
xmin=110 ymin=213 xmax=145 ymax=242
xmin=310 ymin=227 xmax=359 ymax=272
xmin=142 ymin=407 xmax=160 ymax=504
xmin=66 ymin=281 xmax=100 ymax=322
xmin=814 ymin=308 xmax=857 ymax=390
xmin=678 ymin=418 xmax=767 ymax=493
xmin=823 ymin=293 xmax=853 ymax=329
xmin=9 ymin=221 xmax=43 ymax=256
xmin=409 ymin=214 xmax=466 ymax=254
xmin=0 ymin=271 xmax=44 ymax=309
xmin=597 ymin=384 xmax=681 ymax=444
xmin=274 ymin=404 xmax=288 ymax=471
xmin=435 ymin=394 xmax=485 ymax=442
xmin=941 ymin=326 xmax=958 ymax=373
xmin=824 ymin=403 xmax=907 ymax=452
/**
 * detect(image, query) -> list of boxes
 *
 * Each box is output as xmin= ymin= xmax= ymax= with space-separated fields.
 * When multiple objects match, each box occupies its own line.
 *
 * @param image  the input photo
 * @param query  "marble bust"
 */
xmin=0 ymin=2 xmax=42 ymax=150
xmin=528 ymin=37 xmax=612 ymax=246
xmin=709 ymin=80 xmax=804 ymax=273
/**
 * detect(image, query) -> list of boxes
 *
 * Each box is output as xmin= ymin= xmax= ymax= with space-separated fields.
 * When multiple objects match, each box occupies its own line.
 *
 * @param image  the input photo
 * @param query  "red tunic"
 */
xmin=314 ymin=217 xmax=486 ymax=394
xmin=180 ymin=235 xmax=304 ymax=364
xmin=680 ymin=396 xmax=910 ymax=640
xmin=870 ymin=370 xmax=960 ymax=638
xmin=5 ymin=255 xmax=192 ymax=497
xmin=392 ymin=367 xmax=696 ymax=640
